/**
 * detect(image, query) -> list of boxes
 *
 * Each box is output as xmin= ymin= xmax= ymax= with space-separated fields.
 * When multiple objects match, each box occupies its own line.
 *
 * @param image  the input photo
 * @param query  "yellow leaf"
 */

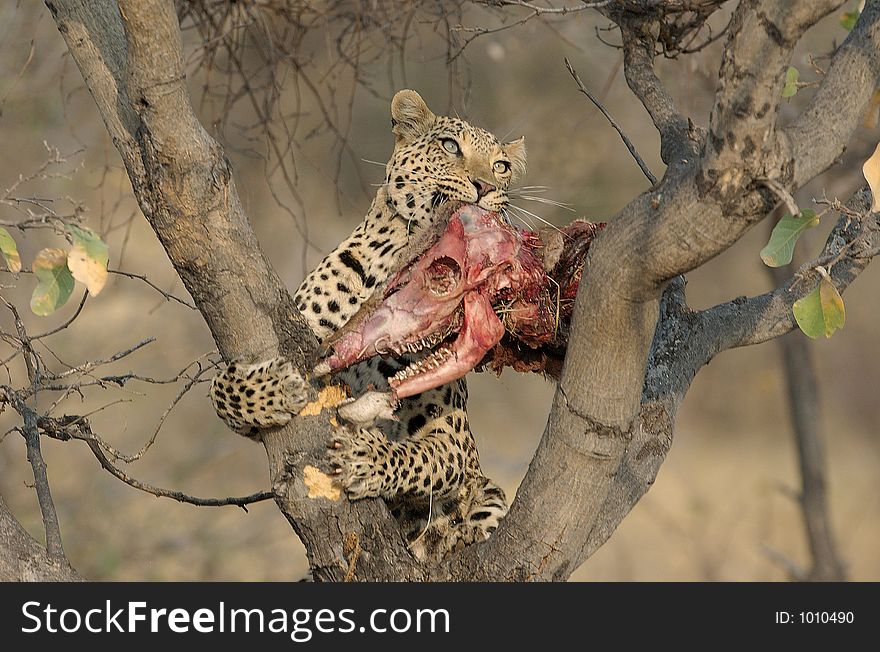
xmin=66 ymin=225 xmax=109 ymax=296
xmin=863 ymin=141 xmax=880 ymax=212
xmin=0 ymin=227 xmax=21 ymax=273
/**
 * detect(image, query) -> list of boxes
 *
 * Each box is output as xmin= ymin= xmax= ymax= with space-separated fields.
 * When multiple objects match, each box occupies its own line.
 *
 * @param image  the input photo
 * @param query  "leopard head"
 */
xmin=384 ymin=89 xmax=526 ymax=226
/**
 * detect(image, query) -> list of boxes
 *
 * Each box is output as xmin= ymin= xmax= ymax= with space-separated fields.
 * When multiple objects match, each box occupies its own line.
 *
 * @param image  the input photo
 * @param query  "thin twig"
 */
xmin=85 ymin=437 xmax=274 ymax=510
xmin=0 ymin=39 xmax=35 ymax=114
xmin=50 ymin=338 xmax=155 ymax=381
xmin=1 ymin=296 xmax=38 ymax=383
xmin=1 ymin=267 xmax=196 ymax=309
xmin=0 ymin=308 xmax=67 ymax=561
xmin=565 ymin=58 xmax=658 ymax=186
xmin=761 ymin=178 xmax=800 ymax=216
xmin=761 ymin=544 xmax=807 ymax=581
xmin=452 ymin=1 xmax=612 ymax=59
xmin=32 ymin=292 xmax=88 ymax=340
xmin=112 ymin=356 xmax=217 ymax=463
xmin=22 ymin=411 xmax=66 ymax=559
xmin=108 ymin=269 xmax=197 ymax=309
xmin=34 ymin=414 xmax=274 ymax=511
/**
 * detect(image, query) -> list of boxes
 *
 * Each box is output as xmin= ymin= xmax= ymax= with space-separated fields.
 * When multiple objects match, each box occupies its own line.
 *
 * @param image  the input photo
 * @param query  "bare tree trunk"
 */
xmin=46 ymin=0 xmax=424 ymax=581
xmin=0 ymin=496 xmax=82 ymax=581
xmin=36 ymin=0 xmax=880 ymax=581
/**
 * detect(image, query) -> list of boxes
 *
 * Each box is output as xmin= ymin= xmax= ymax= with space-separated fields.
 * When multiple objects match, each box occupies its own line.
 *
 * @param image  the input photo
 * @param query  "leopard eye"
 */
xmin=441 ymin=138 xmax=461 ymax=155
xmin=493 ymin=160 xmax=511 ymax=175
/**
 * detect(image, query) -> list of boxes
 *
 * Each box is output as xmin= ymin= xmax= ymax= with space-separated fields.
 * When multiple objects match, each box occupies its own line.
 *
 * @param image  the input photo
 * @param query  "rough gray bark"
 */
xmin=448 ymin=0 xmax=879 ymax=580
xmin=24 ymin=0 xmax=880 ymax=581
xmin=45 ymin=0 xmax=422 ymax=581
xmin=0 ymin=496 xmax=82 ymax=581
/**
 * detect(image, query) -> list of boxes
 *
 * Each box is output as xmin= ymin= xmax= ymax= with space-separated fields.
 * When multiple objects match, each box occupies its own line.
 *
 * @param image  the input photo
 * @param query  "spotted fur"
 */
xmin=211 ymin=90 xmax=525 ymax=561
xmin=211 ymin=358 xmax=310 ymax=436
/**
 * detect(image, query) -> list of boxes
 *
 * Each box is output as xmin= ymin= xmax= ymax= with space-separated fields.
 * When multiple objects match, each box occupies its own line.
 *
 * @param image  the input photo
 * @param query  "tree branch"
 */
xmin=784 ymin=3 xmax=880 ymax=185
xmin=619 ymin=24 xmax=696 ymax=164
xmin=580 ymin=187 xmax=880 ymax=560
xmin=701 ymin=189 xmax=876 ymax=351
xmin=446 ymin=0 xmax=880 ymax=579
xmin=565 ymin=57 xmax=658 ymax=185
xmin=704 ymin=1 xmax=846 ymax=179
xmin=43 ymin=0 xmax=880 ymax=582
xmin=22 ymin=416 xmax=65 ymax=559
xmin=1 ymin=296 xmax=67 ymax=561
xmin=48 ymin=0 xmax=424 ymax=581
xmin=24 ymin=412 xmax=274 ymax=509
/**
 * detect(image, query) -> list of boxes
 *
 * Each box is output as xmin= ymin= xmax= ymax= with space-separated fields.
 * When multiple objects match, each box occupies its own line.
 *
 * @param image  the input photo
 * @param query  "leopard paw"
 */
xmin=408 ymin=478 xmax=508 ymax=561
xmin=211 ymin=357 xmax=311 ymax=436
xmin=453 ymin=477 xmax=508 ymax=545
xmin=327 ymin=427 xmax=389 ymax=500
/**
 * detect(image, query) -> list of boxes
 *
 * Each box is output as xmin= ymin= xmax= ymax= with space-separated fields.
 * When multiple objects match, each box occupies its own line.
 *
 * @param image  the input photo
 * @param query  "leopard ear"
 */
xmin=391 ymin=90 xmax=436 ymax=145
xmin=503 ymin=136 xmax=527 ymax=182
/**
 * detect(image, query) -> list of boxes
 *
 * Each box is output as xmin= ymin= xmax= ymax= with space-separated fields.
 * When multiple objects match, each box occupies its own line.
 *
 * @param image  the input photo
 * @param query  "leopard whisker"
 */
xmin=512 ymin=195 xmax=575 ymax=211
xmin=408 ymin=466 xmax=436 ymax=549
xmin=505 ymin=206 xmax=536 ymax=231
xmin=508 ymin=203 xmax=564 ymax=233
xmin=511 ymin=185 xmax=551 ymax=193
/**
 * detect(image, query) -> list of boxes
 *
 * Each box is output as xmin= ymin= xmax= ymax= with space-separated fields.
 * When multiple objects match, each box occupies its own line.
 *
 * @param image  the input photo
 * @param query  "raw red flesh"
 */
xmin=319 ymin=203 xmax=603 ymax=397
xmin=389 ymin=292 xmax=505 ymax=398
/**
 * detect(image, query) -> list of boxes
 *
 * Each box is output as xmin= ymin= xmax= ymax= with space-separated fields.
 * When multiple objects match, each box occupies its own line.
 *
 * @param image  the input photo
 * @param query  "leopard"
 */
xmin=210 ymin=89 xmax=526 ymax=562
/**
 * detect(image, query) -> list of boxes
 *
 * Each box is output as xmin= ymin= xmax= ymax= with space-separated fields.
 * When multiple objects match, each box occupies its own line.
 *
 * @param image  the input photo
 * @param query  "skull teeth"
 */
xmin=391 ymin=330 xmax=447 ymax=357
xmin=382 ymin=307 xmax=463 ymax=383
xmin=390 ymin=346 xmax=453 ymax=385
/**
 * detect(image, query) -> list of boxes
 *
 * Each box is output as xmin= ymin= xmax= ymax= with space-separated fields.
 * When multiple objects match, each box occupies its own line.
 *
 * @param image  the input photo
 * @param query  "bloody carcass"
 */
xmin=314 ymin=202 xmax=604 ymax=399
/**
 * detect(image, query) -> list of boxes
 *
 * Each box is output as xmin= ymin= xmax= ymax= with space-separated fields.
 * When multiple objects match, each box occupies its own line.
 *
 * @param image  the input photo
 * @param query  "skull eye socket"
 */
xmin=425 ymin=256 xmax=461 ymax=296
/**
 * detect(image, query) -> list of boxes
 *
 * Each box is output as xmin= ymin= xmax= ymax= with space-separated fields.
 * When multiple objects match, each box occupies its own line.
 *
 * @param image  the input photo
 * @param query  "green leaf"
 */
xmin=782 ymin=67 xmax=800 ymax=98
xmin=841 ymin=10 xmax=860 ymax=32
xmin=760 ymin=210 xmax=820 ymax=267
xmin=30 ymin=247 xmax=75 ymax=316
xmin=0 ymin=227 xmax=22 ymax=273
xmin=65 ymin=223 xmax=109 ymax=295
xmin=793 ymin=277 xmax=846 ymax=339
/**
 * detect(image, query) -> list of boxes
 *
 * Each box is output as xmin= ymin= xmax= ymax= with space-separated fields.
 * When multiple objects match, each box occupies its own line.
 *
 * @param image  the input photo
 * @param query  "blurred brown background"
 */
xmin=0 ymin=2 xmax=877 ymax=581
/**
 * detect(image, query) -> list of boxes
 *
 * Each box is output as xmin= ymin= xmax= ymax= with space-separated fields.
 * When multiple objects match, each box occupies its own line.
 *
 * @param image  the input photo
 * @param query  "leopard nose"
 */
xmin=472 ymin=178 xmax=496 ymax=198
